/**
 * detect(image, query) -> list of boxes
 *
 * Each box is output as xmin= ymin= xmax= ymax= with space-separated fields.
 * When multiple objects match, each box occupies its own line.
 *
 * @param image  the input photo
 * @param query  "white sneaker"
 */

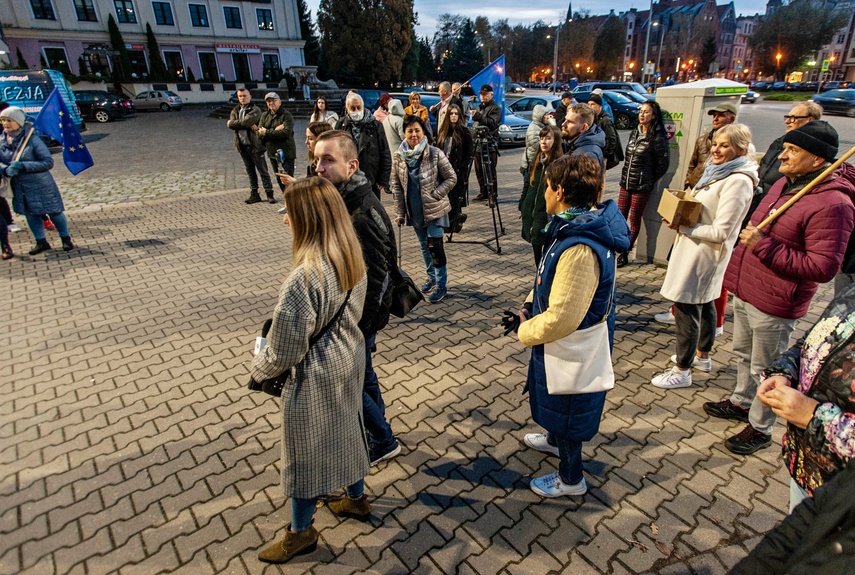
xmin=654 ymin=310 xmax=676 ymax=325
xmin=670 ymin=354 xmax=712 ymax=372
xmin=715 ymin=325 xmax=724 ymax=337
xmin=530 ymin=471 xmax=587 ymax=498
xmin=7 ymin=224 xmax=22 ymax=233
xmin=523 ymin=433 xmax=560 ymax=456
xmin=651 ymin=366 xmax=692 ymax=389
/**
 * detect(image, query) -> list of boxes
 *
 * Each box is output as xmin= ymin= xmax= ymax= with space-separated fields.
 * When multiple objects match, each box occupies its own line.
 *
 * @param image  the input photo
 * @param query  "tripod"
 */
xmin=448 ymin=127 xmax=505 ymax=254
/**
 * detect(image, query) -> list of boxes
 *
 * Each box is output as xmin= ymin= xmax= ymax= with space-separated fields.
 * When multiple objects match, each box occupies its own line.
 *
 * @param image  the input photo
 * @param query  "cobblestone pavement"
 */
xmin=0 ymin=114 xmax=843 ymax=575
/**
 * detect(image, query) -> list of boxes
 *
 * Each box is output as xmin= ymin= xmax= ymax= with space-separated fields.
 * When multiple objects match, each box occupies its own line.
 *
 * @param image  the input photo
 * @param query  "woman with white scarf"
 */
xmin=390 ymin=115 xmax=457 ymax=303
xmin=652 ymin=123 xmax=758 ymax=390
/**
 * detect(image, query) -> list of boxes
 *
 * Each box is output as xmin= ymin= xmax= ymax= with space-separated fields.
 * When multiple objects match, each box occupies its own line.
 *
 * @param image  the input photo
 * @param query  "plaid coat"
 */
xmin=250 ymin=259 xmax=369 ymax=498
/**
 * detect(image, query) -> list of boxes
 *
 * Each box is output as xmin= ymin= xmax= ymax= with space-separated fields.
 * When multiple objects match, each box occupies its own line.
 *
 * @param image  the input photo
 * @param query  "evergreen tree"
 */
xmin=297 ymin=0 xmax=321 ymax=66
xmin=107 ymin=14 xmax=134 ymax=80
xmin=699 ymin=36 xmax=717 ymax=77
xmin=146 ymin=23 xmax=170 ymax=81
xmin=593 ymin=15 xmax=624 ymax=79
xmin=417 ymin=36 xmax=435 ymax=81
xmin=402 ymin=27 xmax=420 ymax=83
xmin=16 ymin=48 xmax=29 ymax=70
xmin=442 ymin=19 xmax=483 ymax=81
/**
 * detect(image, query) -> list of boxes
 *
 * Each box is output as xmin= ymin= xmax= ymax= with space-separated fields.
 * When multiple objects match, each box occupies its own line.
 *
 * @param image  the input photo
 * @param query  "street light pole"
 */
xmin=642 ymin=0 xmax=654 ymax=84
xmin=655 ymin=20 xmax=665 ymax=83
xmin=552 ymin=23 xmax=561 ymax=92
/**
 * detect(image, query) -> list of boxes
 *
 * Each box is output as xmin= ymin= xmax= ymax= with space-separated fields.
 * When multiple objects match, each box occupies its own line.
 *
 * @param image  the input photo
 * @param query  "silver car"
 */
xmin=507 ymin=96 xmax=564 ymax=121
xmin=133 ymin=90 xmax=183 ymax=112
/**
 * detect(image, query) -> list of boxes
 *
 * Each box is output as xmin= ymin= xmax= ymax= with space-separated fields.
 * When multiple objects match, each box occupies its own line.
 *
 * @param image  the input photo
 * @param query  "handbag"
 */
xmin=543 ymin=263 xmax=616 ymax=395
xmin=249 ymin=290 xmax=352 ymax=397
xmin=389 ymin=224 xmax=424 ymax=318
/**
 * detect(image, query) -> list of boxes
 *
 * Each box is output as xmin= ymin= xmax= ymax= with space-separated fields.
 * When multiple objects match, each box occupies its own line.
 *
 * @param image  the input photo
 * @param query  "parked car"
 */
xmin=73 ymin=90 xmax=127 ymax=123
xmin=785 ymin=82 xmax=803 ymax=92
xmin=114 ymin=94 xmax=136 ymax=114
xmin=574 ymin=90 xmax=642 ymax=130
xmin=574 ymin=81 xmax=654 ymax=100
xmin=497 ymin=112 xmax=530 ymax=147
xmin=506 ymin=95 xmax=564 ymax=120
xmin=802 ymin=81 xmax=820 ymax=92
xmin=612 ymin=89 xmax=649 ymax=104
xmin=133 ymin=90 xmax=183 ymax=112
xmin=821 ymin=81 xmax=842 ymax=92
xmin=389 ymin=91 xmax=441 ymax=133
xmin=402 ymin=86 xmax=424 ymax=93
xmin=741 ymin=89 xmax=758 ymax=103
xmin=509 ymin=83 xmax=526 ymax=93
xmin=811 ymin=89 xmax=855 ymax=117
xmin=771 ymin=81 xmax=788 ymax=91
xmin=753 ymin=81 xmax=771 ymax=91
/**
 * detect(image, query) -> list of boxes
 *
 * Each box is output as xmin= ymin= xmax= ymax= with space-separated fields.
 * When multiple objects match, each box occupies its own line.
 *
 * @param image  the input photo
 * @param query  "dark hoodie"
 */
xmin=566 ymin=124 xmax=606 ymax=172
xmin=336 ymin=113 xmax=391 ymax=195
xmin=724 ymin=162 xmax=855 ymax=319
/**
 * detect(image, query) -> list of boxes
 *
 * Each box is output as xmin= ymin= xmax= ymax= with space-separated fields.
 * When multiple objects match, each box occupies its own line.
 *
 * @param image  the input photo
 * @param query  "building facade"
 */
xmin=0 ymin=0 xmax=305 ymax=82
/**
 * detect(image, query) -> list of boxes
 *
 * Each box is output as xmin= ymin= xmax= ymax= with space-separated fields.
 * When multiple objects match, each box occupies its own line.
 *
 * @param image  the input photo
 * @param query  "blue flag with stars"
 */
xmin=33 ymin=88 xmax=94 ymax=175
xmin=466 ymin=55 xmax=506 ymax=121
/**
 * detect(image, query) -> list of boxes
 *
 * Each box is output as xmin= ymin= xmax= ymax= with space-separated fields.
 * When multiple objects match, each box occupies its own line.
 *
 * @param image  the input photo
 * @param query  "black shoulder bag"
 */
xmin=249 ymin=290 xmax=352 ymax=397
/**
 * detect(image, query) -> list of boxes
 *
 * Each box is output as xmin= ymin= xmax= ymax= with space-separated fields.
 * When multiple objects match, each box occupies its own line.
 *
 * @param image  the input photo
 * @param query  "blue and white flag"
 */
xmin=466 ymin=55 xmax=506 ymax=121
xmin=33 ymin=88 xmax=94 ymax=175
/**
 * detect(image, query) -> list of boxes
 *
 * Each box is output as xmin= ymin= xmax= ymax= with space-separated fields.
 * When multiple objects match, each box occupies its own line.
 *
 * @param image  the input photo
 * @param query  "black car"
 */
xmin=573 ymin=90 xmax=642 ymax=130
xmin=73 ymin=90 xmax=126 ymax=123
xmin=811 ymin=89 xmax=855 ymax=117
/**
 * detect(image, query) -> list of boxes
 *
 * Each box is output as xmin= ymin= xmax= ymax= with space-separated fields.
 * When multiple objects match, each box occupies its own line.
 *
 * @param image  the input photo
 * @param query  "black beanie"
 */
xmin=782 ymin=120 xmax=838 ymax=163
xmin=588 ymin=94 xmax=603 ymax=106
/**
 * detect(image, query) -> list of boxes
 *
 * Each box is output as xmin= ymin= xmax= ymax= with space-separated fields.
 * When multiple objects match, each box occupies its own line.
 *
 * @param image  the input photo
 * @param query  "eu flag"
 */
xmin=33 ymin=88 xmax=94 ymax=175
xmin=466 ymin=55 xmax=507 ymax=121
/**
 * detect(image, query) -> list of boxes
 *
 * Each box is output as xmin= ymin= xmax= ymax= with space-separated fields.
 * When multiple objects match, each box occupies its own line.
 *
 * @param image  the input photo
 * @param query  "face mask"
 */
xmin=349 ymin=110 xmax=364 ymax=122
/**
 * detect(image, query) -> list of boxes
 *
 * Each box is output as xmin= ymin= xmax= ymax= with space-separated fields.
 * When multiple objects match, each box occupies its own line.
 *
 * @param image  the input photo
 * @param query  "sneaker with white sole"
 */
xmin=654 ymin=310 xmax=676 ymax=325
xmin=7 ymin=224 xmax=22 ymax=233
xmin=651 ymin=366 xmax=692 ymax=389
xmin=530 ymin=471 xmax=587 ymax=498
xmin=715 ymin=325 xmax=724 ymax=337
xmin=523 ymin=433 xmax=560 ymax=456
xmin=670 ymin=354 xmax=712 ymax=372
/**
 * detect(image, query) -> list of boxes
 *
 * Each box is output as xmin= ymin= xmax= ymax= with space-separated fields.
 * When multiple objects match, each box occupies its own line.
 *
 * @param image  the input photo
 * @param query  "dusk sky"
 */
xmin=305 ymin=1 xmax=774 ymax=38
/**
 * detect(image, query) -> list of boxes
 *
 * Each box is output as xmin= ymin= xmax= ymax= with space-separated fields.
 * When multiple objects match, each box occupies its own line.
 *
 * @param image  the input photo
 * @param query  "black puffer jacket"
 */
xmin=337 ymin=171 xmax=396 ymax=335
xmin=335 ymin=114 xmax=391 ymax=194
xmin=620 ymin=126 xmax=669 ymax=194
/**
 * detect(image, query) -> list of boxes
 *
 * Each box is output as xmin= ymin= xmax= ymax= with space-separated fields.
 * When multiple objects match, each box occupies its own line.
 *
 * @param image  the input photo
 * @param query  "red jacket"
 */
xmin=724 ymin=162 xmax=855 ymax=319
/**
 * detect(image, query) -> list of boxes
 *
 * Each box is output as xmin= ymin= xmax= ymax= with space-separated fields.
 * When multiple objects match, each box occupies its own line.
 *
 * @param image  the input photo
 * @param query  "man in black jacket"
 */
xmin=227 ymin=88 xmax=275 ymax=204
xmin=313 ymin=130 xmax=400 ymax=464
xmin=471 ymin=84 xmax=501 ymax=202
xmin=256 ymin=92 xmax=296 ymax=197
xmin=335 ymin=92 xmax=391 ymax=199
xmin=589 ymin=94 xmax=621 ymax=170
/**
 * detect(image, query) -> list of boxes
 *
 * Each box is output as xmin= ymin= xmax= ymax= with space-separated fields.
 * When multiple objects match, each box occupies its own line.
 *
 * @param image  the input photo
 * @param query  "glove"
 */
xmin=500 ymin=309 xmax=522 ymax=336
xmin=519 ymin=166 xmax=526 ymax=176
xmin=5 ymin=161 xmax=22 ymax=177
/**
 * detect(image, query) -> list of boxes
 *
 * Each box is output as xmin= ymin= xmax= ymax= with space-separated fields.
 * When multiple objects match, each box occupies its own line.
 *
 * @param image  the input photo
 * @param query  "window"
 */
xmin=127 ymin=49 xmax=149 ymax=77
xmin=223 ymin=6 xmax=242 ymax=29
xmin=74 ymin=0 xmax=97 ymax=21
xmin=188 ymin=4 xmax=208 ymax=26
xmin=256 ymin=8 xmax=273 ymax=31
xmin=114 ymin=0 xmax=137 ymax=23
xmin=30 ymin=0 xmax=55 ymax=19
xmin=232 ymin=53 xmax=250 ymax=81
xmin=198 ymin=52 xmax=219 ymax=81
xmin=163 ymin=50 xmax=185 ymax=79
xmin=262 ymin=53 xmax=279 ymax=79
xmin=43 ymin=47 xmax=70 ymax=73
xmin=152 ymin=1 xmax=174 ymax=25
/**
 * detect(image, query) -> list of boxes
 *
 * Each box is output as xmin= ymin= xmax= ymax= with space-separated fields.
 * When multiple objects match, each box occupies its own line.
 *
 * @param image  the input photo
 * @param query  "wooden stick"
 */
xmin=12 ymin=127 xmax=35 ymax=162
xmin=757 ymin=144 xmax=855 ymax=230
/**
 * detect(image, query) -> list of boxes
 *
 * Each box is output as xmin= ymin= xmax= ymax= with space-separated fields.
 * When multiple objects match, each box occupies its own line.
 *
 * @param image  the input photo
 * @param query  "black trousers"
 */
xmin=238 ymin=144 xmax=273 ymax=196
xmin=674 ymin=301 xmax=716 ymax=369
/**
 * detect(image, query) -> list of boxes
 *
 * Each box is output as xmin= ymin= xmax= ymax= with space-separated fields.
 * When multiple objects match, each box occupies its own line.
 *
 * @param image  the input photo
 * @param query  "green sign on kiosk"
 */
xmin=822 ymin=59 xmax=830 ymax=72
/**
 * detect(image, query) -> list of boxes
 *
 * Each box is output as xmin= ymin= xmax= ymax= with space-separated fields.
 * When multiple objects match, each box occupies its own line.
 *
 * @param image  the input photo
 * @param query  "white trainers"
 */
xmin=530 ymin=471 xmax=587 ymax=498
xmin=523 ymin=433 xmax=560 ymax=456
xmin=651 ymin=366 xmax=692 ymax=389
xmin=654 ymin=310 xmax=676 ymax=325
xmin=670 ymin=354 xmax=712 ymax=372
xmin=715 ymin=325 xmax=724 ymax=337
xmin=7 ymin=224 xmax=22 ymax=233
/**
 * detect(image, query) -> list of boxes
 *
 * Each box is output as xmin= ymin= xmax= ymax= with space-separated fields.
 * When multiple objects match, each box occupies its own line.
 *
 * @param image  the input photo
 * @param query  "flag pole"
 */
xmin=13 ymin=127 xmax=36 ymax=162
xmin=757 ymin=145 xmax=855 ymax=230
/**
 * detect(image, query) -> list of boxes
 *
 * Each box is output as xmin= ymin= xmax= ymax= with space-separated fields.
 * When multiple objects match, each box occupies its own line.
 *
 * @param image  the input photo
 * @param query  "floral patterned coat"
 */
xmin=763 ymin=284 xmax=855 ymax=494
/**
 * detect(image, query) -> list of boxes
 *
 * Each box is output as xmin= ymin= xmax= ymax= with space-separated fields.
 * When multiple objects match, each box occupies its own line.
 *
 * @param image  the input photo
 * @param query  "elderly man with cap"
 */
xmin=227 ymin=88 xmax=275 ymax=204
xmin=684 ymin=102 xmax=738 ymax=189
xmin=471 ymin=84 xmax=502 ymax=202
xmin=255 ymin=91 xmax=295 ymax=198
xmin=703 ymin=121 xmax=855 ymax=456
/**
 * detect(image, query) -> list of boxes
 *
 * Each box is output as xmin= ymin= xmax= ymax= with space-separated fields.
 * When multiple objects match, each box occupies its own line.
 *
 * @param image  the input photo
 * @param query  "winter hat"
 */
xmin=588 ymin=94 xmax=603 ymax=106
xmin=783 ymin=120 xmax=838 ymax=163
xmin=0 ymin=106 xmax=26 ymax=127
xmin=479 ymin=84 xmax=493 ymax=93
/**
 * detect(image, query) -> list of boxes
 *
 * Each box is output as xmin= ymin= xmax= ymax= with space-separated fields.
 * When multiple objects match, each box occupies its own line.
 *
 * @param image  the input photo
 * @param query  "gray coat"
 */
xmin=228 ymin=104 xmax=265 ymax=153
xmin=250 ymin=259 xmax=369 ymax=499
xmin=0 ymin=127 xmax=64 ymax=215
xmin=390 ymin=144 xmax=457 ymax=223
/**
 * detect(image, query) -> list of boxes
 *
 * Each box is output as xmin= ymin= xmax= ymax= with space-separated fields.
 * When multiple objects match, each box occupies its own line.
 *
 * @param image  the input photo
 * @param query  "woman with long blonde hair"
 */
xmin=251 ymin=177 xmax=370 ymax=565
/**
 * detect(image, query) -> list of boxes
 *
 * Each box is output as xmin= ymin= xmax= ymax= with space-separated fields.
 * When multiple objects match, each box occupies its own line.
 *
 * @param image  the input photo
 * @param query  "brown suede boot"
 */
xmin=257 ymin=524 xmax=319 ymax=564
xmin=327 ymin=494 xmax=371 ymax=521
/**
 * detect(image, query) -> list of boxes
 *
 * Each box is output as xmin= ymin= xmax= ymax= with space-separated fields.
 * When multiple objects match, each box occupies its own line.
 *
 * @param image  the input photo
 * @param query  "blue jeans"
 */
xmin=547 ymin=432 xmax=584 ymax=485
xmin=363 ymin=332 xmax=394 ymax=449
xmin=412 ymin=224 xmax=446 ymax=286
xmin=26 ymin=212 xmax=69 ymax=240
xmin=291 ymin=479 xmax=364 ymax=531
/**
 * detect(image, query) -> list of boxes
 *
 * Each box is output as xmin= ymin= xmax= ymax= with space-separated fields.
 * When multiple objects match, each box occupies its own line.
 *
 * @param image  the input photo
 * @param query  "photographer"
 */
xmin=471 ymin=85 xmax=501 ymax=202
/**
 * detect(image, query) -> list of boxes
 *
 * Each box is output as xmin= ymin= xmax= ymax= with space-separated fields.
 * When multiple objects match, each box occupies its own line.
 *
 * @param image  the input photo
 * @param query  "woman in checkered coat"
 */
xmin=250 ymin=177 xmax=371 ymax=564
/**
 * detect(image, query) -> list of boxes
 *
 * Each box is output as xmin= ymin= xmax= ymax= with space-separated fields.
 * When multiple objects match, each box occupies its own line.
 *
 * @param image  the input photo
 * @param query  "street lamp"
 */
xmin=776 ymin=52 xmax=782 ymax=80
xmin=642 ymin=0 xmax=656 ymax=84
xmin=551 ymin=17 xmax=572 ymax=93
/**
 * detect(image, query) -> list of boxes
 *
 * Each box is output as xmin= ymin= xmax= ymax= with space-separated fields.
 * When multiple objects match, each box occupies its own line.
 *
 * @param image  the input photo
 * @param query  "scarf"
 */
xmin=552 ymin=206 xmax=590 ymax=224
xmin=695 ymin=155 xmax=752 ymax=190
xmin=398 ymin=137 xmax=429 ymax=169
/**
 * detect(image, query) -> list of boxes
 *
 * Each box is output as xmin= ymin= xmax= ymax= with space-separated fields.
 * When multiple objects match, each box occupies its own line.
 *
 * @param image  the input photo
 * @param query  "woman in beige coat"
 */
xmin=652 ymin=124 xmax=757 ymax=390
xmin=390 ymin=115 xmax=457 ymax=303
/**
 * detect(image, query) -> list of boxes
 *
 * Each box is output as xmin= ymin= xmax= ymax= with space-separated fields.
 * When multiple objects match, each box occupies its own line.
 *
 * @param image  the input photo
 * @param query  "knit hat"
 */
xmin=783 ymin=120 xmax=839 ymax=163
xmin=0 ymin=106 xmax=26 ymax=127
xmin=588 ymin=94 xmax=603 ymax=106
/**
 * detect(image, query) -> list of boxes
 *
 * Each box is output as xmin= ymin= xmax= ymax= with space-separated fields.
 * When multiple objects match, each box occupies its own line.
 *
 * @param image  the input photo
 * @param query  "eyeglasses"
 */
xmin=784 ymin=115 xmax=810 ymax=122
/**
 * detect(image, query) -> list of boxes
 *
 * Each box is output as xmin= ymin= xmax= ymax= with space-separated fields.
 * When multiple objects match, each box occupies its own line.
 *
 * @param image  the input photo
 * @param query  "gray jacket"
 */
xmin=391 ymin=144 xmax=457 ymax=223
xmin=522 ymin=105 xmax=549 ymax=170
xmin=228 ymin=103 xmax=264 ymax=153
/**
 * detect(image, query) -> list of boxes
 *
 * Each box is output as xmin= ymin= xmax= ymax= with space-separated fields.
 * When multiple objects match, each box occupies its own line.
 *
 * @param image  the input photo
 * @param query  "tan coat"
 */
xmin=390 ymin=144 xmax=457 ymax=223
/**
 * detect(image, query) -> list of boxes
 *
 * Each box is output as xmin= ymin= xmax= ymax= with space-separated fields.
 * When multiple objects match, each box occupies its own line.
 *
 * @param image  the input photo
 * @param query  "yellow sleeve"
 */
xmin=518 ymin=244 xmax=600 ymax=347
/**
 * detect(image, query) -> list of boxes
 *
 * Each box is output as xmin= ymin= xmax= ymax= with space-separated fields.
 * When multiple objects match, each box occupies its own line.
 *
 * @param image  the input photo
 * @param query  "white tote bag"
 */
xmin=543 ymin=319 xmax=615 ymax=395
